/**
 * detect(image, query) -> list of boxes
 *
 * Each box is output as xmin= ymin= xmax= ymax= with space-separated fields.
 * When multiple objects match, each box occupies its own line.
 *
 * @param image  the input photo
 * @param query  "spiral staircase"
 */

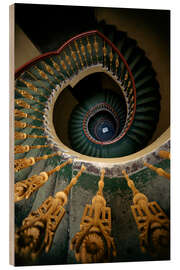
xmin=12 ymin=8 xmax=170 ymax=266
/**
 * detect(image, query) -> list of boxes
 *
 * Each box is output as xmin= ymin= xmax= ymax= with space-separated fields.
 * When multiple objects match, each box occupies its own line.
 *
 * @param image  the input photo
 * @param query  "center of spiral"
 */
xmin=88 ymin=110 xmax=118 ymax=142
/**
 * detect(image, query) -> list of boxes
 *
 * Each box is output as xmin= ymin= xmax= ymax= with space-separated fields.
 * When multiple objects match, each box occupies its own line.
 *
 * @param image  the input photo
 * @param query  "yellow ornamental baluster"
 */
xmin=15 ymin=99 xmax=30 ymax=109
xmin=93 ymin=35 xmax=99 ymax=63
xmin=122 ymin=170 xmax=170 ymax=257
xmin=15 ymin=120 xmax=26 ymax=129
xmin=25 ymin=70 xmax=52 ymax=94
xmin=15 ymin=120 xmax=45 ymax=130
xmin=42 ymin=62 xmax=54 ymax=76
xmin=86 ymin=37 xmax=93 ymax=64
xmin=15 ymin=88 xmax=33 ymax=100
xmin=42 ymin=61 xmax=61 ymax=84
xmin=63 ymin=52 xmax=75 ymax=73
xmin=80 ymin=39 xmax=88 ymax=66
xmin=50 ymin=57 xmax=66 ymax=79
xmin=14 ymin=109 xmax=43 ymax=122
xmin=15 ymin=132 xmax=27 ymax=140
xmin=130 ymin=95 xmax=135 ymax=104
xmin=71 ymin=169 xmax=116 ymax=264
xmin=14 ymin=144 xmax=52 ymax=154
xmin=26 ymin=124 xmax=44 ymax=130
xmin=109 ymin=49 xmax=113 ymax=70
xmin=14 ymin=109 xmax=27 ymax=118
xmin=74 ymin=41 xmax=84 ymax=68
xmin=14 ymin=152 xmax=61 ymax=172
xmin=18 ymin=77 xmax=48 ymax=98
xmin=15 ymin=99 xmax=43 ymax=114
xmin=158 ymin=150 xmax=170 ymax=160
xmin=115 ymin=56 xmax=119 ymax=75
xmin=15 ymin=157 xmax=35 ymax=172
xmin=124 ymin=72 xmax=128 ymax=81
xmin=15 ymin=88 xmax=45 ymax=106
xmin=129 ymin=88 xmax=134 ymax=96
xmin=144 ymin=162 xmax=170 ymax=180
xmin=102 ymin=41 xmax=107 ymax=67
xmin=19 ymin=78 xmax=38 ymax=92
xmin=14 ymin=159 xmax=72 ymax=202
xmin=15 ymin=165 xmax=86 ymax=261
xmin=15 ymin=132 xmax=47 ymax=141
xmin=59 ymin=58 xmax=71 ymax=77
xmin=128 ymin=80 xmax=131 ymax=88
xmin=69 ymin=45 xmax=80 ymax=70
xmin=14 ymin=145 xmax=30 ymax=154
xmin=33 ymin=66 xmax=56 ymax=88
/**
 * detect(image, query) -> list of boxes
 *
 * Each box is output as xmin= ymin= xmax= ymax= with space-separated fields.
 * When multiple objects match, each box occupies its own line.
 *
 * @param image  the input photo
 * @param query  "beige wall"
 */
xmin=15 ymin=24 xmax=40 ymax=70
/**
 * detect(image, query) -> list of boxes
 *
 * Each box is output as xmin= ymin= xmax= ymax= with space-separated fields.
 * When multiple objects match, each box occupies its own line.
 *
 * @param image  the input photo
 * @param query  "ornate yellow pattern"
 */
xmin=50 ymin=57 xmax=66 ymax=79
xmin=15 ymin=88 xmax=45 ymax=106
xmin=115 ymin=56 xmax=119 ymax=75
xmin=59 ymin=58 xmax=71 ymax=77
xmin=102 ymin=41 xmax=107 ymax=67
xmin=14 ymin=109 xmax=43 ymax=122
xmin=15 ymin=132 xmax=47 ymax=141
xmin=14 ymin=145 xmax=30 ymax=154
xmin=14 ymin=109 xmax=27 ymax=119
xmin=15 ymin=120 xmax=26 ymax=129
xmin=19 ymin=78 xmax=38 ymax=92
xmin=15 ymin=165 xmax=86 ymax=260
xmin=14 ymin=152 xmax=61 ymax=172
xmin=74 ymin=41 xmax=84 ymax=68
xmin=122 ymin=170 xmax=170 ymax=257
xmin=128 ymin=80 xmax=131 ymax=88
xmin=86 ymin=37 xmax=93 ymax=64
xmin=33 ymin=66 xmax=56 ymax=88
xmin=19 ymin=77 xmax=49 ymax=99
xmin=124 ymin=72 xmax=128 ymax=81
xmin=144 ymin=162 xmax=170 ymax=180
xmin=71 ymin=169 xmax=116 ymax=263
xmin=79 ymin=40 xmax=88 ymax=66
xmin=109 ymin=49 xmax=113 ymax=70
xmin=14 ymin=144 xmax=52 ymax=154
xmin=15 ymin=157 xmax=35 ymax=172
xmin=15 ymin=120 xmax=44 ymax=130
xmin=42 ymin=61 xmax=61 ymax=84
xmin=158 ymin=150 xmax=170 ymax=160
xmin=26 ymin=70 xmax=52 ymax=94
xmin=63 ymin=52 xmax=75 ymax=73
xmin=14 ymin=159 xmax=72 ymax=202
xmin=15 ymin=99 xmax=43 ymax=114
xmin=69 ymin=45 xmax=80 ymax=70
xmin=15 ymin=99 xmax=30 ymax=109
xmin=93 ymin=36 xmax=99 ymax=63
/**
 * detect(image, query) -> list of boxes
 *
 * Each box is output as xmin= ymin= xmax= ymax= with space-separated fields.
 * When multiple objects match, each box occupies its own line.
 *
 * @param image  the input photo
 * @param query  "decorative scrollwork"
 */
xmin=122 ymin=170 xmax=170 ymax=258
xmin=14 ymin=109 xmax=43 ymax=122
xmin=14 ymin=159 xmax=72 ymax=202
xmin=71 ymin=169 xmax=116 ymax=263
xmin=15 ymin=157 xmax=35 ymax=172
xmin=33 ymin=66 xmax=56 ymax=89
xmin=15 ymin=165 xmax=86 ymax=261
xmin=19 ymin=78 xmax=38 ymax=92
xmin=15 ymin=99 xmax=43 ymax=114
xmin=15 ymin=120 xmax=44 ymax=130
xmin=15 ymin=132 xmax=47 ymax=141
xmin=15 ymin=88 xmax=45 ymax=106
xmin=14 ymin=152 xmax=61 ymax=172
xmin=14 ymin=144 xmax=52 ymax=154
